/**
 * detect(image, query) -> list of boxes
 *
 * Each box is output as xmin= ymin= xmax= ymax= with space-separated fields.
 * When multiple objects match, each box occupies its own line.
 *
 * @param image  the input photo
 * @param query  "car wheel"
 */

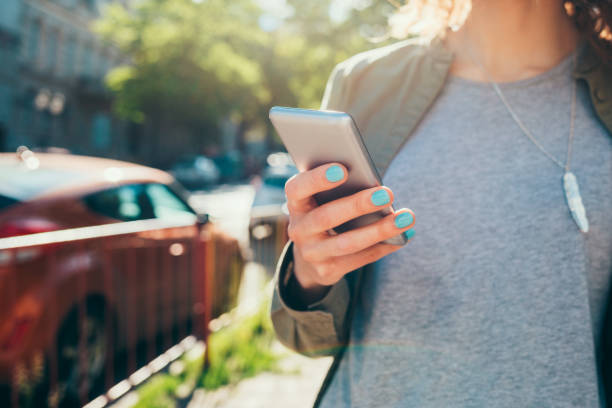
xmin=56 ymin=300 xmax=112 ymax=407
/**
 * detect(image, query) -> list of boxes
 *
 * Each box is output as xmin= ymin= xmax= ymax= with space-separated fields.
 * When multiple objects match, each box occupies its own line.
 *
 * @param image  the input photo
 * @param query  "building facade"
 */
xmin=0 ymin=0 xmax=144 ymax=161
xmin=0 ymin=0 xmax=270 ymax=172
xmin=0 ymin=0 xmax=21 ymax=152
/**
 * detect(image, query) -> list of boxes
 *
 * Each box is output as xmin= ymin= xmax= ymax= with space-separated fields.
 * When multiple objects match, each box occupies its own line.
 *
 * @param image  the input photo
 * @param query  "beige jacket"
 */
xmin=270 ymin=37 xmax=612 ymax=404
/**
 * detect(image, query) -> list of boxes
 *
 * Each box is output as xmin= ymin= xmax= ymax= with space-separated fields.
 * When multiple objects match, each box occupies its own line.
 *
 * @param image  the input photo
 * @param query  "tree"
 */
xmin=96 ymin=0 xmax=270 ymax=151
xmin=95 ymin=0 xmax=397 ymax=158
xmin=257 ymin=0 xmax=396 ymax=147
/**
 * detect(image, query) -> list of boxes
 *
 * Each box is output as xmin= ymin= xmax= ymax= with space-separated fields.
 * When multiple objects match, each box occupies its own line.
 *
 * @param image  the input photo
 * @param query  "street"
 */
xmin=189 ymin=184 xmax=256 ymax=247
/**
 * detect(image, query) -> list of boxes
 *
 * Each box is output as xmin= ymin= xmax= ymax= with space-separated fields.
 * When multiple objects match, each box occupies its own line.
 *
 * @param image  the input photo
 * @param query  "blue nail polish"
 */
xmin=403 ymin=228 xmax=415 ymax=241
xmin=325 ymin=165 xmax=344 ymax=182
xmin=370 ymin=189 xmax=390 ymax=206
xmin=394 ymin=212 xmax=414 ymax=229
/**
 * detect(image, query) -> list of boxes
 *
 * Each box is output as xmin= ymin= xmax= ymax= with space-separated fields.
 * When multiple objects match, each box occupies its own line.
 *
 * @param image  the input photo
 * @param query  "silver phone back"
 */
xmin=269 ymin=106 xmax=406 ymax=246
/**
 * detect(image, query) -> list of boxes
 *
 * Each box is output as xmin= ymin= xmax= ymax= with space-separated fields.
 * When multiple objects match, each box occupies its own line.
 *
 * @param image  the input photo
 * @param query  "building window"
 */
xmin=91 ymin=113 xmax=111 ymax=149
xmin=26 ymin=19 xmax=41 ymax=64
xmin=99 ymin=50 xmax=111 ymax=78
xmin=0 ymin=123 xmax=7 ymax=152
xmin=0 ymin=85 xmax=12 ymax=123
xmin=89 ymin=48 xmax=98 ymax=79
xmin=82 ymin=0 xmax=97 ymax=13
xmin=80 ymin=44 xmax=92 ymax=78
xmin=104 ymin=52 xmax=117 ymax=77
xmin=64 ymin=35 xmax=78 ymax=77
xmin=45 ymin=28 xmax=58 ymax=73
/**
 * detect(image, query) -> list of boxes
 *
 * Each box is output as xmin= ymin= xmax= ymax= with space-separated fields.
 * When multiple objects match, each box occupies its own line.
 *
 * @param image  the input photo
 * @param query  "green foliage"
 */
xmin=128 ymin=296 xmax=281 ymax=407
xmin=276 ymin=0 xmax=395 ymax=108
xmin=95 ymin=0 xmax=397 ymax=146
xmin=95 ymin=0 xmax=267 ymax=137
xmin=200 ymin=298 xmax=279 ymax=389
xmin=134 ymin=374 xmax=181 ymax=408
xmin=132 ymin=343 xmax=204 ymax=408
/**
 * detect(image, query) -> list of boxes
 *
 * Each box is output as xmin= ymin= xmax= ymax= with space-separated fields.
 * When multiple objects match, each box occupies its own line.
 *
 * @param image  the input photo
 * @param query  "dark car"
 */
xmin=0 ymin=149 xmax=243 ymax=406
xmin=248 ymin=153 xmax=297 ymax=272
xmin=169 ymin=155 xmax=221 ymax=191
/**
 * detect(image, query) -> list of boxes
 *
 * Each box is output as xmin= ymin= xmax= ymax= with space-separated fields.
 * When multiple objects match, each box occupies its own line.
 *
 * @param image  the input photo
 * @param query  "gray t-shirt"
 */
xmin=320 ymin=51 xmax=612 ymax=407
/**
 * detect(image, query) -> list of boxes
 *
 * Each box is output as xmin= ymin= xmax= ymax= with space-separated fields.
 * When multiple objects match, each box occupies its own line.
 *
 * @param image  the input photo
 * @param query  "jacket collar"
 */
xmin=375 ymin=37 xmax=453 ymax=176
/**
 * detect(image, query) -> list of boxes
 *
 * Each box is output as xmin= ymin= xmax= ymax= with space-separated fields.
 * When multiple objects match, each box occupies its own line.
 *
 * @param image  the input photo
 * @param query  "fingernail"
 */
xmin=370 ymin=189 xmax=390 ymax=206
xmin=394 ymin=212 xmax=414 ymax=229
xmin=325 ymin=165 xmax=344 ymax=182
xmin=403 ymin=228 xmax=415 ymax=241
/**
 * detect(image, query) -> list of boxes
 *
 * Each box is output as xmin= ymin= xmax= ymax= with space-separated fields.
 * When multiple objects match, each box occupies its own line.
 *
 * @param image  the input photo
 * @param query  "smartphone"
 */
xmin=269 ymin=106 xmax=407 ymax=246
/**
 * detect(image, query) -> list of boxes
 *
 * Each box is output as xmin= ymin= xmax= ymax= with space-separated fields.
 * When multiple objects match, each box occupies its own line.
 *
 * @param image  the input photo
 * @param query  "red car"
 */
xmin=0 ymin=149 xmax=244 ymax=406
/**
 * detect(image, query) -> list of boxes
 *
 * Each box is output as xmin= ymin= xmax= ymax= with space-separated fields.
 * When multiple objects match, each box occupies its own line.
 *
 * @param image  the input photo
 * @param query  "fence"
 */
xmin=0 ymin=218 xmax=242 ymax=407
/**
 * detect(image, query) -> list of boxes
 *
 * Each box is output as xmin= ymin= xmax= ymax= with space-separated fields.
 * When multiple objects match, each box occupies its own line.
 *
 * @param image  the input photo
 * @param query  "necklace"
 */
xmin=465 ymin=48 xmax=589 ymax=233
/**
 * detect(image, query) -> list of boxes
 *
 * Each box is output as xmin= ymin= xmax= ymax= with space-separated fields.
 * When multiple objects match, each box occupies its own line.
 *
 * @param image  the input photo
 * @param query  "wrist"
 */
xmin=286 ymin=260 xmax=331 ymax=307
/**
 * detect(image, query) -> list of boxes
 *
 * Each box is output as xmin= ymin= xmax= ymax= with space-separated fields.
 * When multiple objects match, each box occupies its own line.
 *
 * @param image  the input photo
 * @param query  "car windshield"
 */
xmin=83 ymin=183 xmax=196 ymax=222
xmin=0 ymin=194 xmax=19 ymax=211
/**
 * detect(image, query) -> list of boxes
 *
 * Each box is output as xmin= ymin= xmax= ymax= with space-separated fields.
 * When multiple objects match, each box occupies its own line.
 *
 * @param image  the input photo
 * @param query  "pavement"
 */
xmin=187 ymin=352 xmax=332 ymax=408
xmin=191 ymin=262 xmax=332 ymax=408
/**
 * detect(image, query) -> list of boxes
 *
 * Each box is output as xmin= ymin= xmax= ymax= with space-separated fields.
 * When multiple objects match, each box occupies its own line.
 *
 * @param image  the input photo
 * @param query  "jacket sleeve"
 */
xmin=270 ymin=241 xmax=354 ymax=357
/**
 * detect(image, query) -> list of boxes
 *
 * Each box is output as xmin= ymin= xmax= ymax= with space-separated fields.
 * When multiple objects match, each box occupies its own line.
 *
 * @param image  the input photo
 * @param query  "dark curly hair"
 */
xmin=569 ymin=0 xmax=612 ymax=64
xmin=388 ymin=0 xmax=612 ymax=65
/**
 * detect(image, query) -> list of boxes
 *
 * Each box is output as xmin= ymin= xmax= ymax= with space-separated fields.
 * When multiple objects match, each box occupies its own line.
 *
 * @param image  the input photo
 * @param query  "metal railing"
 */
xmin=0 ymin=218 xmax=240 ymax=407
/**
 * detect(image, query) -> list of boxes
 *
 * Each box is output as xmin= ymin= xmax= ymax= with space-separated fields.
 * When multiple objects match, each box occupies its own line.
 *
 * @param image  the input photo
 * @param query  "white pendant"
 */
xmin=563 ymin=172 xmax=589 ymax=233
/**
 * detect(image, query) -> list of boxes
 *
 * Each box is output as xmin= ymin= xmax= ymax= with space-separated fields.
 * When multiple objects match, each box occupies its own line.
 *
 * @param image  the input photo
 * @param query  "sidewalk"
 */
xmin=189 ymin=262 xmax=333 ymax=408
xmin=188 ymin=351 xmax=332 ymax=408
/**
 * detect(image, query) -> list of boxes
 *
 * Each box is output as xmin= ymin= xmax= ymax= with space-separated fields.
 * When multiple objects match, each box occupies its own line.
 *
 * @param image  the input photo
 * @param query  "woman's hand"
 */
xmin=285 ymin=163 xmax=415 ymax=304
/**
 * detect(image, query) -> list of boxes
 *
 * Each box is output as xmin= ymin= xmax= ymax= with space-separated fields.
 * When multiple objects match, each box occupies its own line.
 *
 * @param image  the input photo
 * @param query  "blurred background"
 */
xmin=0 ymin=0 xmax=399 ymax=407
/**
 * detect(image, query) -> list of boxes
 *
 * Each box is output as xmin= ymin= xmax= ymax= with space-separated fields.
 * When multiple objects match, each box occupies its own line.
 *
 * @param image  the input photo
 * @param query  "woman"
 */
xmin=271 ymin=1 xmax=612 ymax=406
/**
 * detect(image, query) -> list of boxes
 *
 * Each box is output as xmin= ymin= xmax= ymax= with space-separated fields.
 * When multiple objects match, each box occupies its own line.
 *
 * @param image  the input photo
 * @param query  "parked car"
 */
xmin=0 ymin=149 xmax=243 ymax=406
xmin=169 ymin=155 xmax=221 ymax=190
xmin=248 ymin=153 xmax=297 ymax=272
xmin=212 ymin=150 xmax=244 ymax=183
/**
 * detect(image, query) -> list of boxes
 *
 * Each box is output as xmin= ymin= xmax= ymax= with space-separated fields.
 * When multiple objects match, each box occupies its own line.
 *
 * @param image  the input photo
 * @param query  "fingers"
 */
xmin=299 ymin=241 xmax=408 ymax=286
xmin=297 ymin=186 xmax=395 ymax=237
xmin=335 ymin=242 xmax=407 ymax=276
xmin=300 ymin=209 xmax=415 ymax=262
xmin=285 ymin=163 xmax=347 ymax=215
xmin=285 ymin=161 xmax=417 ymax=290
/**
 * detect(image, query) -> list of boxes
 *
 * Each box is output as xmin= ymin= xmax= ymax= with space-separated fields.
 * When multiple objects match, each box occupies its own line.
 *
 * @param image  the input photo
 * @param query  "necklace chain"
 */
xmin=463 ymin=45 xmax=589 ymax=233
xmin=465 ymin=48 xmax=577 ymax=171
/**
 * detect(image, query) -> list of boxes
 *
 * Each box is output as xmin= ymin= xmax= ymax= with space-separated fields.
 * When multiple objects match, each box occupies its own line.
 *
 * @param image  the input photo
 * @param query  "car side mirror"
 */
xmin=196 ymin=213 xmax=209 ymax=226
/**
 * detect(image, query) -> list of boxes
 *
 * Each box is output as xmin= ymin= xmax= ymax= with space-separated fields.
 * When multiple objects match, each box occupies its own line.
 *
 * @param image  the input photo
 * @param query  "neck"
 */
xmin=444 ymin=0 xmax=581 ymax=82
